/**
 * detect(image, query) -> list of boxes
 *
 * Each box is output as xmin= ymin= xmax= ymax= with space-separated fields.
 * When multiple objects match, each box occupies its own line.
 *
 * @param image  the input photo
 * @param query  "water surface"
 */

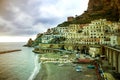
xmin=0 ymin=42 xmax=36 ymax=80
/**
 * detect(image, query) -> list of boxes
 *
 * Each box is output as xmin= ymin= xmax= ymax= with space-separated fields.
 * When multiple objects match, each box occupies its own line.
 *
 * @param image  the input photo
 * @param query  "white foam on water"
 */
xmin=28 ymin=54 xmax=41 ymax=80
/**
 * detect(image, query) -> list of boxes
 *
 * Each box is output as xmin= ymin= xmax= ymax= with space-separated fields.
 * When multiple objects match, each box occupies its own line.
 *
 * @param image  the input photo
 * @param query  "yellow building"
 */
xmin=42 ymin=19 xmax=120 ymax=45
xmin=82 ymin=19 xmax=119 ymax=45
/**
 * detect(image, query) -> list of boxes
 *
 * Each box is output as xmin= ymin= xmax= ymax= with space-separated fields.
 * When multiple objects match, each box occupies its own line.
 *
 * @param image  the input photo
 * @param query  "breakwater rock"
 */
xmin=0 ymin=49 xmax=21 ymax=54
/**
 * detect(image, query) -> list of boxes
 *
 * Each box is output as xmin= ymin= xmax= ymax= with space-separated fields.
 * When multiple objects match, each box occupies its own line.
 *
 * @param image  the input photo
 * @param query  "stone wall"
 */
xmin=39 ymin=43 xmax=90 ymax=50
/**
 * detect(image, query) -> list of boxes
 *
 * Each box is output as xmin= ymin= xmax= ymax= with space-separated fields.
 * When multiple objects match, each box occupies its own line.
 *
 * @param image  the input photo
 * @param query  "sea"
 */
xmin=0 ymin=42 xmax=40 ymax=80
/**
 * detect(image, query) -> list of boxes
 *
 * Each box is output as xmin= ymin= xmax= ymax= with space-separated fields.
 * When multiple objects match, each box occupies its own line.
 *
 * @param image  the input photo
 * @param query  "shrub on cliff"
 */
xmin=49 ymin=37 xmax=66 ymax=44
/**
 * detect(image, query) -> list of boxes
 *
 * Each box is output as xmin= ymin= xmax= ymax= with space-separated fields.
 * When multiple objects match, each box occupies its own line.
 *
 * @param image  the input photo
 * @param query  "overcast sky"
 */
xmin=0 ymin=0 xmax=89 ymax=42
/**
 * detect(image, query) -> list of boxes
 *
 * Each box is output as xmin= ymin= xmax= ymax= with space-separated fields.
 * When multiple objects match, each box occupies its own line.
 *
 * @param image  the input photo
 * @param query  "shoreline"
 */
xmin=28 ymin=54 xmax=41 ymax=80
xmin=0 ymin=49 xmax=21 ymax=54
xmin=34 ymin=63 xmax=98 ymax=80
xmin=34 ymin=63 xmax=47 ymax=80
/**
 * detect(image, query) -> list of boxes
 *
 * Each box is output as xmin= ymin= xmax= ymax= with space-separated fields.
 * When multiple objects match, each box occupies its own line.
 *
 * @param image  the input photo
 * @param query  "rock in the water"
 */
xmin=24 ymin=38 xmax=33 ymax=47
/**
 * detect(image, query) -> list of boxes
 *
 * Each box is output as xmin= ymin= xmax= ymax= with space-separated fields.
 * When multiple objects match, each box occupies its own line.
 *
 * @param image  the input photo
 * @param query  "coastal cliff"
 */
xmin=84 ymin=0 xmax=120 ymax=21
xmin=24 ymin=38 xmax=34 ymax=47
xmin=58 ymin=0 xmax=120 ymax=26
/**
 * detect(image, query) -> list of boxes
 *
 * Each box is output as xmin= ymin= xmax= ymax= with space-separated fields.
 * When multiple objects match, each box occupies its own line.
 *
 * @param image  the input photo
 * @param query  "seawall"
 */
xmin=0 ymin=49 xmax=21 ymax=54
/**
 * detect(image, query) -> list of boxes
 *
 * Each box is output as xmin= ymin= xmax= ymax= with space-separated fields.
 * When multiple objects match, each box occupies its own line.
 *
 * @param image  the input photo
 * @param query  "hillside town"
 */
xmin=40 ymin=18 xmax=120 ymax=45
xmin=31 ymin=18 xmax=120 ymax=80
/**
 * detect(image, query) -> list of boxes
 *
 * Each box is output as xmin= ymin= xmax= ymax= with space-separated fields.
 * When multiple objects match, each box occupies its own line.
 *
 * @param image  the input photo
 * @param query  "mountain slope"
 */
xmin=58 ymin=0 xmax=120 ymax=27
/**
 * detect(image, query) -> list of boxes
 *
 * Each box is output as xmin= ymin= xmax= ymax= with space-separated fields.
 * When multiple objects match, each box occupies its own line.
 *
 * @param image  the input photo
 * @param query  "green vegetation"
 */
xmin=92 ymin=5 xmax=103 ymax=11
xmin=57 ymin=21 xmax=72 ymax=27
xmin=32 ymin=38 xmax=42 ymax=46
xmin=32 ymin=34 xmax=43 ymax=46
xmin=49 ymin=37 xmax=66 ymax=44
xmin=73 ymin=18 xmax=91 ymax=24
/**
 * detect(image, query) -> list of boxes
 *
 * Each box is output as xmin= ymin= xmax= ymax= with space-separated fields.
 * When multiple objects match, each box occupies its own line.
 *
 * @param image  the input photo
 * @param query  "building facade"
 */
xmin=40 ymin=19 xmax=119 ymax=45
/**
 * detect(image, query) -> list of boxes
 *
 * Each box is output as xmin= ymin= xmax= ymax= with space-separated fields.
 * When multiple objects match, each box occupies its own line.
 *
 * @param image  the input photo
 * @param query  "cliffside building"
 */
xmin=40 ymin=19 xmax=119 ymax=46
xmin=82 ymin=19 xmax=119 ymax=45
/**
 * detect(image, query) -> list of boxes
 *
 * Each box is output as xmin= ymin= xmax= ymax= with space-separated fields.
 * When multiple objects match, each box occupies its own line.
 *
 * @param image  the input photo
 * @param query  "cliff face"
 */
xmin=88 ymin=0 xmax=120 ymax=16
xmin=88 ymin=0 xmax=120 ymax=11
xmin=76 ymin=0 xmax=120 ymax=23
xmin=58 ymin=0 xmax=120 ymax=26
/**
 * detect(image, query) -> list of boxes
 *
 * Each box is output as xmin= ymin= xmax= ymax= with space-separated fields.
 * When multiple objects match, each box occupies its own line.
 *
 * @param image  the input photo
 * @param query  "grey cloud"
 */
xmin=10 ymin=29 xmax=38 ymax=36
xmin=34 ymin=17 xmax=60 ymax=25
xmin=0 ymin=25 xmax=11 ymax=32
xmin=0 ymin=0 xmax=89 ymax=37
xmin=0 ymin=0 xmax=61 ymax=36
